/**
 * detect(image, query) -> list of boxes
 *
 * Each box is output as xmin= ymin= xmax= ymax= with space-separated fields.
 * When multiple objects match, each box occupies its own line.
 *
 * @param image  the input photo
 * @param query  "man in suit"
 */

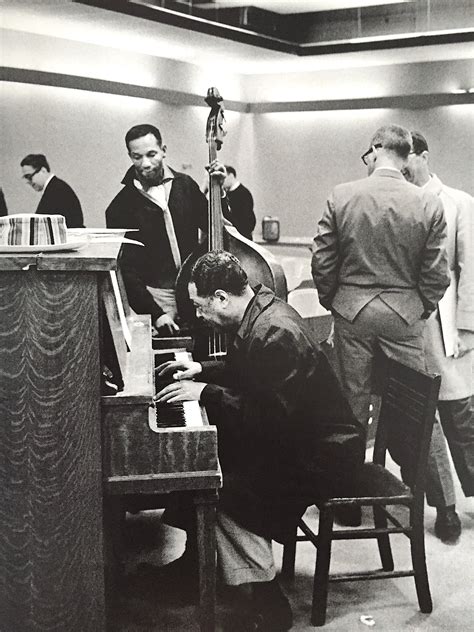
xmin=403 ymin=130 xmax=473 ymax=539
xmin=223 ymin=165 xmax=256 ymax=240
xmin=20 ymin=154 xmax=84 ymax=228
xmin=312 ymin=124 xmax=458 ymax=540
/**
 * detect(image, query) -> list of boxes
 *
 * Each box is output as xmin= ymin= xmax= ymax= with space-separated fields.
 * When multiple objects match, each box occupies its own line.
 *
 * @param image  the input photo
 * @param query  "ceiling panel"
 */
xmin=75 ymin=0 xmax=474 ymax=56
xmin=195 ymin=0 xmax=410 ymax=13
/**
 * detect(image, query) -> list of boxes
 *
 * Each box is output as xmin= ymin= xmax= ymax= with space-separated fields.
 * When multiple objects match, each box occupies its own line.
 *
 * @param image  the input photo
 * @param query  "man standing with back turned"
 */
xmin=403 ymin=130 xmax=474 ymax=539
xmin=312 ymin=124 xmax=458 ymax=540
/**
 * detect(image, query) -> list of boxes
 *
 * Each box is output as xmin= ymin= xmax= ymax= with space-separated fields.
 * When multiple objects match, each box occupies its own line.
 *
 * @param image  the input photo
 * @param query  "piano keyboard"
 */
xmin=150 ymin=349 xmax=203 ymax=432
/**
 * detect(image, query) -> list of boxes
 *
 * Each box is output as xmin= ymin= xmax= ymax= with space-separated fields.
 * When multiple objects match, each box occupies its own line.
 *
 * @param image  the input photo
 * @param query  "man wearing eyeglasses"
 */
xmin=402 ymin=130 xmax=474 ymax=542
xmin=312 ymin=124 xmax=457 ymax=535
xmin=20 ymin=154 xmax=84 ymax=228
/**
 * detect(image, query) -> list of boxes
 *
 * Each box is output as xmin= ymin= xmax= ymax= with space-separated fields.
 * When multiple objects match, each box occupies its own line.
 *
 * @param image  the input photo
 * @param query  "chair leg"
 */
xmin=373 ymin=505 xmax=394 ymax=571
xmin=410 ymin=506 xmax=433 ymax=613
xmin=311 ymin=507 xmax=334 ymax=627
xmin=281 ymin=524 xmax=298 ymax=579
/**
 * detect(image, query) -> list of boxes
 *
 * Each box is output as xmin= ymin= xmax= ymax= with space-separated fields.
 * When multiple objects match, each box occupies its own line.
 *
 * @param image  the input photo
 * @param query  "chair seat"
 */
xmin=322 ymin=463 xmax=412 ymax=506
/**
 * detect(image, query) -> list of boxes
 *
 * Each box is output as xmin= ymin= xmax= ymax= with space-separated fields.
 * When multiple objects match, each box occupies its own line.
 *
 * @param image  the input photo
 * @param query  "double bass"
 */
xmin=176 ymin=87 xmax=287 ymax=358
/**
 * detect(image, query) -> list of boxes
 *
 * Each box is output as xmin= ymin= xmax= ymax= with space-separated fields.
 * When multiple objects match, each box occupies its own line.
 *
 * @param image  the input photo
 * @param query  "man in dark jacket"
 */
xmin=20 ymin=154 xmax=84 ymax=228
xmin=223 ymin=165 xmax=256 ymax=240
xmin=106 ymin=123 xmax=228 ymax=335
xmin=155 ymin=250 xmax=365 ymax=631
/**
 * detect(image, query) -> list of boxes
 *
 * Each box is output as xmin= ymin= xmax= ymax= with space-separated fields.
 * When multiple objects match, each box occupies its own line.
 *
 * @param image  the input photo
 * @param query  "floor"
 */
xmin=109 ymin=454 xmax=474 ymax=632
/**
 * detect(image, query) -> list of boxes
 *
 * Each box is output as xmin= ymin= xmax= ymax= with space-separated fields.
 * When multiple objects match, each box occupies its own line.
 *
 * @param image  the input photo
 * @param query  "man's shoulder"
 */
xmin=170 ymin=168 xmax=198 ymax=187
xmin=441 ymin=182 xmax=473 ymax=208
xmin=47 ymin=176 xmax=78 ymax=198
xmin=50 ymin=175 xmax=71 ymax=191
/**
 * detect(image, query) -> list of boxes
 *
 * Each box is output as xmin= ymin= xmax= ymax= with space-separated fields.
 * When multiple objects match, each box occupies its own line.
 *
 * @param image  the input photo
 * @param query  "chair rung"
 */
xmin=329 ymin=569 xmax=415 ymax=583
xmin=331 ymin=526 xmax=410 ymax=539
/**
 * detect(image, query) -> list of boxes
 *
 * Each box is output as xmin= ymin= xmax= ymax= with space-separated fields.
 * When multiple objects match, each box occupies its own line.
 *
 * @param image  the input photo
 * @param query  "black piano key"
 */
xmin=154 ymin=402 xmax=187 ymax=428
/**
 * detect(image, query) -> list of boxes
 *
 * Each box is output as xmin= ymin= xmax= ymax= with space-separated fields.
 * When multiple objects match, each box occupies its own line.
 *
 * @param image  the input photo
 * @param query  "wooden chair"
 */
xmin=281 ymin=357 xmax=441 ymax=626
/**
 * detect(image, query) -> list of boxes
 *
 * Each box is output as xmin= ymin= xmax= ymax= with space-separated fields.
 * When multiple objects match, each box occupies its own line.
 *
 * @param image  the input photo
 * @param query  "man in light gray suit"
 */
xmin=403 ymin=130 xmax=473 ymax=538
xmin=312 ymin=124 xmax=458 ymax=541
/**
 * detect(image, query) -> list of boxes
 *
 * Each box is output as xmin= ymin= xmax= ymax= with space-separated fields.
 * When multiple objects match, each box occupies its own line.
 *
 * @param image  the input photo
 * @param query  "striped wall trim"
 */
xmin=1 ymin=67 xmax=473 ymax=113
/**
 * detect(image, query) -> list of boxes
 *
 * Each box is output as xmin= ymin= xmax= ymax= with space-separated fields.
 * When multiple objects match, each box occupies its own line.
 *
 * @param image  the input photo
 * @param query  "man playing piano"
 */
xmin=155 ymin=250 xmax=365 ymax=632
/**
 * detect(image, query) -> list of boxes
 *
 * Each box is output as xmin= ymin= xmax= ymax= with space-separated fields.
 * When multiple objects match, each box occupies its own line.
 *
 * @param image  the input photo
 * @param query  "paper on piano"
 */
xmin=438 ymin=277 xmax=457 ymax=357
xmin=110 ymin=271 xmax=132 ymax=350
xmin=67 ymin=229 xmax=143 ymax=247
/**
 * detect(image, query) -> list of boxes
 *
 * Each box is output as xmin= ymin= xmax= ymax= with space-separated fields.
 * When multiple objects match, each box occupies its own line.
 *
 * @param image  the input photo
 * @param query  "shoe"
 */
xmin=334 ymin=505 xmax=362 ymax=527
xmin=250 ymin=579 xmax=293 ymax=632
xmin=434 ymin=507 xmax=461 ymax=544
xmin=128 ymin=551 xmax=199 ymax=601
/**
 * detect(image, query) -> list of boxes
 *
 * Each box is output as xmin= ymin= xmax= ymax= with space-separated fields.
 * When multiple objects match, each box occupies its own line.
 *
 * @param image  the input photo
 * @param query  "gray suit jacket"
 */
xmin=312 ymin=168 xmax=450 ymax=325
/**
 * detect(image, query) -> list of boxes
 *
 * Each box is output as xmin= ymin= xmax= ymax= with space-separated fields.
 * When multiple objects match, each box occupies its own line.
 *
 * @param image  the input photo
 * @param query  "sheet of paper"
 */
xmin=437 ymin=280 xmax=457 ymax=357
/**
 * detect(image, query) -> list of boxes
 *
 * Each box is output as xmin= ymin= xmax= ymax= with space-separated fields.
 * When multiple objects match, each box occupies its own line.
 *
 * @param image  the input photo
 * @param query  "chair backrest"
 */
xmin=373 ymin=357 xmax=441 ymax=497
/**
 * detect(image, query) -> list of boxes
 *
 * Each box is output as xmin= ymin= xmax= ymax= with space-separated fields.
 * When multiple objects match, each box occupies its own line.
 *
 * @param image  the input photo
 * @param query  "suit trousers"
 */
xmin=333 ymin=296 xmax=456 ymax=509
xmin=438 ymin=398 xmax=474 ymax=497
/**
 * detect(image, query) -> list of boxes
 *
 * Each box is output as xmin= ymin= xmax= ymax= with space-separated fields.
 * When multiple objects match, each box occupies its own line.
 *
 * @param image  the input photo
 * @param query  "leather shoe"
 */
xmin=334 ymin=505 xmax=362 ymax=527
xmin=250 ymin=579 xmax=293 ymax=632
xmin=223 ymin=579 xmax=292 ymax=632
xmin=434 ymin=507 xmax=461 ymax=544
xmin=127 ymin=551 xmax=198 ymax=601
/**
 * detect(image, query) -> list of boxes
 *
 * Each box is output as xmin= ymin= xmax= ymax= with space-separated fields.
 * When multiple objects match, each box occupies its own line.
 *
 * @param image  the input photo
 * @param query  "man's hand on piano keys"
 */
xmin=154 ymin=313 xmax=180 ymax=335
xmin=154 ymin=380 xmax=207 ymax=404
xmin=155 ymin=359 xmax=202 ymax=381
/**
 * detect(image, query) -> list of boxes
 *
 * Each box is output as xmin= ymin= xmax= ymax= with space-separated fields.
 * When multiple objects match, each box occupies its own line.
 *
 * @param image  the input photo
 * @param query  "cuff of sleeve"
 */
xmin=459 ymin=329 xmax=474 ymax=347
xmin=151 ymin=305 xmax=165 ymax=323
xmin=457 ymin=310 xmax=474 ymax=330
xmin=200 ymin=383 xmax=222 ymax=407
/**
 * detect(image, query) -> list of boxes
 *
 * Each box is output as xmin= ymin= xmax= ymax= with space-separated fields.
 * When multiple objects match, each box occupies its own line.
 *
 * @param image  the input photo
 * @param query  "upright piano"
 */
xmin=0 ymin=240 xmax=221 ymax=632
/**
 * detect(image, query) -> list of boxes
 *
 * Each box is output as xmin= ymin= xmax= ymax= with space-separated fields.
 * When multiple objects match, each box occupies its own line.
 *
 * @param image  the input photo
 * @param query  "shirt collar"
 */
xmin=235 ymin=284 xmax=275 ymax=342
xmin=42 ymin=173 xmax=55 ymax=191
xmin=133 ymin=164 xmax=175 ymax=192
xmin=371 ymin=167 xmax=404 ymax=180
xmin=229 ymin=180 xmax=240 ymax=192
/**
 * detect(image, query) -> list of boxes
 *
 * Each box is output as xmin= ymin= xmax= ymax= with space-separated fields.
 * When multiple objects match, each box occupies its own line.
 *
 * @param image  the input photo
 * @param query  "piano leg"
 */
xmin=194 ymin=490 xmax=219 ymax=632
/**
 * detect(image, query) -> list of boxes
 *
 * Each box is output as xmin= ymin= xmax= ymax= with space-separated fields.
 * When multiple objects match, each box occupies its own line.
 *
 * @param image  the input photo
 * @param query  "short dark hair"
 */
xmin=225 ymin=165 xmax=236 ymax=177
xmin=125 ymin=124 xmax=162 ymax=150
xmin=191 ymin=250 xmax=248 ymax=297
xmin=20 ymin=154 xmax=50 ymax=172
xmin=410 ymin=130 xmax=429 ymax=155
xmin=370 ymin=125 xmax=412 ymax=160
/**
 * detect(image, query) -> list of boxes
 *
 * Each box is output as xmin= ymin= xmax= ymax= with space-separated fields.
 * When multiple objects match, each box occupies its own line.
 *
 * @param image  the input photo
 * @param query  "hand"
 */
xmin=154 ymin=380 xmax=207 ymax=403
xmin=325 ymin=320 xmax=335 ymax=348
xmin=155 ymin=359 xmax=202 ymax=380
xmin=206 ymin=159 xmax=226 ymax=191
xmin=154 ymin=314 xmax=180 ymax=335
xmin=453 ymin=329 xmax=474 ymax=359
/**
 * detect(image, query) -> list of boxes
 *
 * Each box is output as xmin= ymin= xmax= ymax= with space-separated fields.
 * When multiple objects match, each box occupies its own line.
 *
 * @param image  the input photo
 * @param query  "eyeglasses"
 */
xmin=22 ymin=168 xmax=41 ymax=182
xmin=361 ymin=143 xmax=382 ymax=165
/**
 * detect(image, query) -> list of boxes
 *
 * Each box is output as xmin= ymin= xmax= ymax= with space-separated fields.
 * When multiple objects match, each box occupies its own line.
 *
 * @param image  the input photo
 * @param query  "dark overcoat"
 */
xmin=36 ymin=175 xmax=84 ymax=228
xmin=200 ymin=285 xmax=365 ymax=543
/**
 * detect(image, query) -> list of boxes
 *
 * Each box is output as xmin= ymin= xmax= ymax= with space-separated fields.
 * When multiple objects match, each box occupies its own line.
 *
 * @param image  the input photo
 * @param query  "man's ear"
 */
xmin=161 ymin=144 xmax=167 ymax=156
xmin=214 ymin=289 xmax=228 ymax=303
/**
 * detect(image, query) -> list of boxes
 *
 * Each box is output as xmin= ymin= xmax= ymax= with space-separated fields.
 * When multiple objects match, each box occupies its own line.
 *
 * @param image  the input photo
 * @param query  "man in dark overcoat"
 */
xmin=155 ymin=250 xmax=365 ymax=632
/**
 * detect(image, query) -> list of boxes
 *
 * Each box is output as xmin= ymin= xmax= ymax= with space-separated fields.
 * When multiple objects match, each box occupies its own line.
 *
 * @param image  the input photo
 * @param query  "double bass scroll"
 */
xmin=175 ymin=87 xmax=287 ymax=357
